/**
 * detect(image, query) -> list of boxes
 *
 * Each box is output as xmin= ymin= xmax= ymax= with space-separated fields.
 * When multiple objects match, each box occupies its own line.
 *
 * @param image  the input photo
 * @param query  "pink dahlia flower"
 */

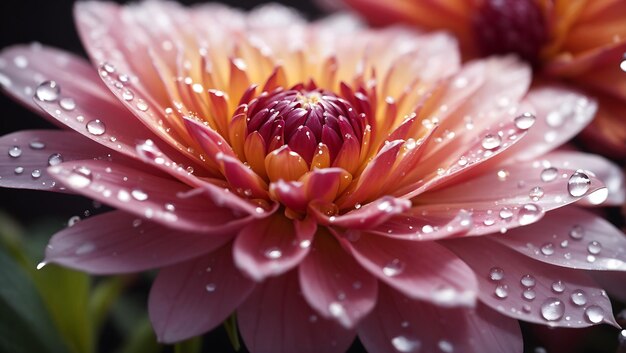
xmin=1 ymin=2 xmax=625 ymax=352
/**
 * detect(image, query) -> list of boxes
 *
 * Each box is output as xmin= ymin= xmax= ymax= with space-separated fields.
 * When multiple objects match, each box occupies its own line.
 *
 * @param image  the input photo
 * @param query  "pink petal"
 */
xmin=312 ymin=196 xmax=411 ymax=230
xmin=45 ymin=211 xmax=232 ymax=274
xmin=591 ymin=271 xmax=626 ymax=303
xmin=445 ymin=237 xmax=618 ymax=328
xmin=358 ymin=285 xmax=522 ymax=353
xmin=48 ymin=160 xmax=250 ymax=233
xmin=369 ymin=209 xmax=473 ymax=241
xmin=542 ymin=150 xmax=625 ymax=206
xmin=506 ymin=85 xmax=597 ymax=161
xmin=233 ymin=213 xmax=313 ymax=281
xmin=0 ymin=130 xmax=112 ymax=192
xmin=339 ymin=230 xmax=477 ymax=307
xmin=0 ymin=44 xmax=201 ymax=170
xmin=416 ymin=161 xmax=605 ymax=235
xmin=0 ymin=44 xmax=117 ymax=125
xmin=134 ymin=139 xmax=270 ymax=217
xmin=238 ymin=271 xmax=356 ymax=353
xmin=492 ymin=207 xmax=626 ymax=272
xmin=149 ymin=245 xmax=255 ymax=343
xmin=298 ymin=232 xmax=377 ymax=328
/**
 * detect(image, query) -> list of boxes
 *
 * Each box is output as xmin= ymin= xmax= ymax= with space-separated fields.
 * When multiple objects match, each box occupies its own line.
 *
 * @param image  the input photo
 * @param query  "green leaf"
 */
xmin=116 ymin=317 xmax=162 ymax=353
xmin=89 ymin=277 xmax=125 ymax=333
xmin=223 ymin=314 xmax=241 ymax=351
xmin=32 ymin=264 xmax=93 ymax=353
xmin=174 ymin=336 xmax=202 ymax=353
xmin=0 ymin=244 xmax=70 ymax=353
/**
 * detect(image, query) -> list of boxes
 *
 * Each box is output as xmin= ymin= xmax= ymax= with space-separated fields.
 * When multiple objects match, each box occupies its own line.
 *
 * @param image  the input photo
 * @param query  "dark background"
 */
xmin=0 ymin=1 xmax=623 ymax=353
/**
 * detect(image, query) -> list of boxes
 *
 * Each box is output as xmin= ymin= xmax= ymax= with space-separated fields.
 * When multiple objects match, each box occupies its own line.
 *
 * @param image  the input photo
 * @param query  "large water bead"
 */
xmin=245 ymin=86 xmax=368 ymax=165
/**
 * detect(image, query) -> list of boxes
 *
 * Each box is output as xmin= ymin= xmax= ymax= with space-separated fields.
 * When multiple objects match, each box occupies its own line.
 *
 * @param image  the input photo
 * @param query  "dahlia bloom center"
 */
xmin=245 ymin=85 xmax=366 ymax=165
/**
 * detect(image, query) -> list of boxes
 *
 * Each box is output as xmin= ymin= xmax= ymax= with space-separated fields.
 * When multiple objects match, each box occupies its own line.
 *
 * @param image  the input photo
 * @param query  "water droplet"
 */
xmin=131 ymin=189 xmax=148 ymax=201
xmin=36 ymin=261 xmax=47 ymax=270
xmin=489 ymin=267 xmax=504 ymax=281
xmin=551 ymin=280 xmax=565 ymax=293
xmin=264 ymin=247 xmax=282 ymax=259
xmin=35 ymin=81 xmax=60 ymax=102
xmin=31 ymin=169 xmax=41 ymax=179
xmin=136 ymin=99 xmax=149 ymax=111
xmin=584 ymin=305 xmax=604 ymax=324
xmin=481 ymin=134 xmax=502 ymax=150
xmin=497 ymin=169 xmax=509 ymax=181
xmin=59 ymin=97 xmax=76 ymax=111
xmin=540 ymin=298 xmax=565 ymax=321
xmin=122 ymin=89 xmax=134 ymax=101
xmin=529 ymin=186 xmax=544 ymax=201
xmin=68 ymin=215 xmax=81 ymax=227
xmin=514 ymin=112 xmax=536 ymax=130
xmin=499 ymin=207 xmax=513 ymax=220
xmin=132 ymin=219 xmax=143 ymax=227
xmin=438 ymin=340 xmax=454 ymax=353
xmin=587 ymin=241 xmax=602 ymax=255
xmin=14 ymin=167 xmax=24 ymax=175
xmin=47 ymin=153 xmax=63 ymax=166
xmin=540 ymin=167 xmax=558 ymax=182
xmin=13 ymin=55 xmax=28 ymax=68
xmin=391 ymin=336 xmax=421 ymax=352
xmin=518 ymin=204 xmax=542 ymax=225
xmin=570 ymin=290 xmax=587 ymax=306
xmin=205 ymin=283 xmax=216 ymax=292
xmin=521 ymin=274 xmax=536 ymax=287
xmin=540 ymin=243 xmax=555 ymax=256
xmin=567 ymin=226 xmax=584 ymax=241
xmin=383 ymin=259 xmax=405 ymax=277
xmin=523 ymin=288 xmax=536 ymax=301
xmin=86 ymin=119 xmax=106 ymax=136
xmin=29 ymin=141 xmax=45 ymax=150
xmin=67 ymin=166 xmax=92 ymax=188
xmin=75 ymin=242 xmax=95 ymax=255
xmin=8 ymin=146 xmax=22 ymax=158
xmin=567 ymin=171 xmax=591 ymax=197
xmin=495 ymin=284 xmax=508 ymax=299
xmin=164 ymin=203 xmax=175 ymax=212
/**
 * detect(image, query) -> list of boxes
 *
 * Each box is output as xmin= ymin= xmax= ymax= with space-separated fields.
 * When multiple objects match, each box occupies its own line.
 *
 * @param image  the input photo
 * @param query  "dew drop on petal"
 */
xmin=264 ymin=247 xmax=282 ymax=259
xmin=567 ymin=171 xmax=591 ymax=197
xmin=514 ymin=112 xmax=536 ymax=130
xmin=521 ymin=274 xmax=536 ymax=287
xmin=570 ymin=290 xmax=587 ymax=306
xmin=522 ymin=288 xmax=536 ymax=301
xmin=8 ymin=146 xmax=22 ymax=158
xmin=47 ymin=153 xmax=63 ymax=166
xmin=383 ymin=259 xmax=405 ymax=277
xmin=529 ymin=186 xmax=544 ymax=201
xmin=29 ymin=141 xmax=45 ymax=150
xmin=59 ymin=97 xmax=76 ymax=111
xmin=499 ymin=207 xmax=513 ymax=220
xmin=35 ymin=80 xmax=60 ymax=102
xmin=569 ymin=225 xmax=584 ymax=240
xmin=540 ymin=298 xmax=565 ymax=321
xmin=495 ymin=284 xmax=508 ymax=299
xmin=75 ymin=242 xmax=95 ymax=255
xmin=68 ymin=215 xmax=81 ymax=227
xmin=584 ymin=305 xmax=605 ymax=324
xmin=136 ymin=99 xmax=149 ymax=111
xmin=587 ymin=241 xmax=602 ymax=255
xmin=67 ymin=166 xmax=93 ymax=188
xmin=540 ymin=243 xmax=554 ymax=256
xmin=391 ymin=336 xmax=421 ymax=353
xmin=14 ymin=166 xmax=24 ymax=175
xmin=205 ymin=283 xmax=216 ymax=292
xmin=31 ymin=169 xmax=41 ymax=179
xmin=438 ymin=340 xmax=454 ymax=353
xmin=540 ymin=167 xmax=558 ymax=182
xmin=518 ymin=204 xmax=542 ymax=225
xmin=481 ymin=134 xmax=502 ymax=150
xmin=86 ymin=119 xmax=106 ymax=136
xmin=122 ymin=89 xmax=134 ymax=101
xmin=489 ymin=267 xmax=504 ymax=281
xmin=131 ymin=189 xmax=148 ymax=201
xmin=551 ymin=280 xmax=565 ymax=293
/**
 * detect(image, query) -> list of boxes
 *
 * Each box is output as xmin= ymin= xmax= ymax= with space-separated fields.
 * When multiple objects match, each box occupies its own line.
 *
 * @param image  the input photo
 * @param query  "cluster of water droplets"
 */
xmin=487 ymin=265 xmax=607 ymax=326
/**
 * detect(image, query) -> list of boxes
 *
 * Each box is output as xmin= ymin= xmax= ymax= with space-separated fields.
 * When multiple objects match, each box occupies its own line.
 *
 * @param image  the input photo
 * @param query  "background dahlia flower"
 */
xmin=0 ymin=1 xmax=625 ymax=352
xmin=338 ymin=0 xmax=626 ymax=160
